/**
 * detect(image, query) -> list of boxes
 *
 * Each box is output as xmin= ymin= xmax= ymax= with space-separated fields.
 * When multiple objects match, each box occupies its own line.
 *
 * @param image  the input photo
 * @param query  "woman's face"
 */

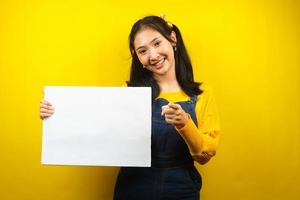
xmin=134 ymin=28 xmax=176 ymax=78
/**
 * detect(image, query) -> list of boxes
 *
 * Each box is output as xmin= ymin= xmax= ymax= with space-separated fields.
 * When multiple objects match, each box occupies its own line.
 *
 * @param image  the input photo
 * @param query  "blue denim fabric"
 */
xmin=114 ymin=96 xmax=202 ymax=200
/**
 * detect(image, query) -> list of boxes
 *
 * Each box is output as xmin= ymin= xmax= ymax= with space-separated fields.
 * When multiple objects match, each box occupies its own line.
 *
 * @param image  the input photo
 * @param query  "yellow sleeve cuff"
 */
xmin=175 ymin=117 xmax=205 ymax=155
xmin=175 ymin=116 xmax=219 ymax=161
xmin=176 ymin=115 xmax=199 ymax=135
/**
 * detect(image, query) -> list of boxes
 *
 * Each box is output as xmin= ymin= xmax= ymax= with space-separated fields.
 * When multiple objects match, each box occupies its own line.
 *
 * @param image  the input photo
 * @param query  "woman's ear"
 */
xmin=171 ymin=31 xmax=177 ymax=46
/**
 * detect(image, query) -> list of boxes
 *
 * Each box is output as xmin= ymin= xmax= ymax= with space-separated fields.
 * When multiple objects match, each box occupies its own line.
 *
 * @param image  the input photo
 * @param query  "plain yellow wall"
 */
xmin=0 ymin=0 xmax=299 ymax=199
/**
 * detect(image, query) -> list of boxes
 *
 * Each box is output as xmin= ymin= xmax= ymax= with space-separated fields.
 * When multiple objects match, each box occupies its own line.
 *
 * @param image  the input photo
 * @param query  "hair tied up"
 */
xmin=159 ymin=13 xmax=173 ymax=29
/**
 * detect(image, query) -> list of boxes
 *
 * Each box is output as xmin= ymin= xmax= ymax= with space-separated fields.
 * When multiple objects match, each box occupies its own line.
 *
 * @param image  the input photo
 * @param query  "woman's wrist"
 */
xmin=175 ymin=113 xmax=191 ymax=130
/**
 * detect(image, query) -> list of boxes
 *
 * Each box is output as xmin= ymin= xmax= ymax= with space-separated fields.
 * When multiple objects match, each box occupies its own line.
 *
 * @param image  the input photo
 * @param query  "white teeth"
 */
xmin=153 ymin=58 xmax=164 ymax=66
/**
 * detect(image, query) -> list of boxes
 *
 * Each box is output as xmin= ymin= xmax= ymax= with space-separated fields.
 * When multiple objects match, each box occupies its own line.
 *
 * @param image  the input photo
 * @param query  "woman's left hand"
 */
xmin=161 ymin=103 xmax=189 ymax=129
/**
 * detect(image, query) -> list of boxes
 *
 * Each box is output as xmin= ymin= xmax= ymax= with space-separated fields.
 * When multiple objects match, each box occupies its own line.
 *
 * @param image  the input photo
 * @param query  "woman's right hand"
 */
xmin=40 ymin=99 xmax=55 ymax=119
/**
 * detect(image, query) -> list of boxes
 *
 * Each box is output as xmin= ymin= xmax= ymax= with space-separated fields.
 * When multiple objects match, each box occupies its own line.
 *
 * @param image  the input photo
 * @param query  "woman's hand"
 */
xmin=161 ymin=103 xmax=189 ymax=129
xmin=40 ymin=99 xmax=55 ymax=119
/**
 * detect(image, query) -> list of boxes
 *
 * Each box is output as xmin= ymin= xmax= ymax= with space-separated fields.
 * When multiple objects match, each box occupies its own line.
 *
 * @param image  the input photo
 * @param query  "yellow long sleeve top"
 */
xmin=157 ymin=83 xmax=221 ymax=165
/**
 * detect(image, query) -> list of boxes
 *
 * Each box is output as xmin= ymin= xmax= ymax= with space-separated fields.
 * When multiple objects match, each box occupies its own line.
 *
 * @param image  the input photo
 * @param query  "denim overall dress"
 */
xmin=113 ymin=95 xmax=202 ymax=200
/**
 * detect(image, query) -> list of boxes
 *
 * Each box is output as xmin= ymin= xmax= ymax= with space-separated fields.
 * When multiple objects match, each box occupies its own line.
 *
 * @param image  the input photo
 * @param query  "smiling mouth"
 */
xmin=151 ymin=58 xmax=165 ymax=69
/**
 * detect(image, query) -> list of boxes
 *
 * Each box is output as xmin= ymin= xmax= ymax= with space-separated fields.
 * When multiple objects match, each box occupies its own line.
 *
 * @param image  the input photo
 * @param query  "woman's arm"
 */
xmin=176 ymin=84 xmax=221 ymax=165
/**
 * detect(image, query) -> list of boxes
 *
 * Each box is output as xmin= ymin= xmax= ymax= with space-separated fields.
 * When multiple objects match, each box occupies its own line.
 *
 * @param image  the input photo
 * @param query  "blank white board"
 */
xmin=42 ymin=86 xmax=151 ymax=167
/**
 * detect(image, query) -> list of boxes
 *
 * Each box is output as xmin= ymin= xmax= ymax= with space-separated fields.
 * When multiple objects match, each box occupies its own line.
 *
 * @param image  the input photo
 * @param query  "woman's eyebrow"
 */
xmin=136 ymin=37 xmax=161 ymax=51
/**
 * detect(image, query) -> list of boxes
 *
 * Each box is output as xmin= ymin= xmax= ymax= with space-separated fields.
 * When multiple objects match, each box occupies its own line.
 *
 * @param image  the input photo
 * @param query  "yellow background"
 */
xmin=0 ymin=0 xmax=299 ymax=199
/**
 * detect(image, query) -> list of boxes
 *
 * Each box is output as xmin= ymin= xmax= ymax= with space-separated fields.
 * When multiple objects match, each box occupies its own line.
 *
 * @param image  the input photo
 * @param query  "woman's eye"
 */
xmin=138 ymin=50 xmax=146 ymax=55
xmin=154 ymin=41 xmax=161 ymax=46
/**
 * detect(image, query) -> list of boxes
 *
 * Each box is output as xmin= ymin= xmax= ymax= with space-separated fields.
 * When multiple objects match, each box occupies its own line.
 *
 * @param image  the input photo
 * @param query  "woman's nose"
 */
xmin=149 ymin=49 xmax=160 ymax=61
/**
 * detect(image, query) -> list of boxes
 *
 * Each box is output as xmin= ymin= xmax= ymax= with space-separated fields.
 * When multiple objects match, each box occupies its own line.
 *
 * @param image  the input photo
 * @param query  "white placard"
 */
xmin=41 ymin=86 xmax=151 ymax=167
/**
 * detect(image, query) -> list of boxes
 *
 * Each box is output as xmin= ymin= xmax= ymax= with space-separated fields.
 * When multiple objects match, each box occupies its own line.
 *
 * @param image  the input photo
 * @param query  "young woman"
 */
xmin=40 ymin=15 xmax=220 ymax=200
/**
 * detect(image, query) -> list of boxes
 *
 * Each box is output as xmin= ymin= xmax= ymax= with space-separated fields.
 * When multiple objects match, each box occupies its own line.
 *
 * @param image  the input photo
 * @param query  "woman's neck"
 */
xmin=159 ymin=82 xmax=181 ymax=93
xmin=155 ymin=74 xmax=181 ymax=92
